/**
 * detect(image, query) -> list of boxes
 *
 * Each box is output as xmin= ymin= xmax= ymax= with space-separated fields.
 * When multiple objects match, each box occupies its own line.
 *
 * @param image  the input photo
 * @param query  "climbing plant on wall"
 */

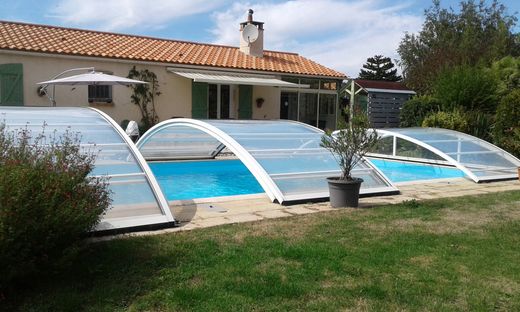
xmin=127 ymin=66 xmax=161 ymax=132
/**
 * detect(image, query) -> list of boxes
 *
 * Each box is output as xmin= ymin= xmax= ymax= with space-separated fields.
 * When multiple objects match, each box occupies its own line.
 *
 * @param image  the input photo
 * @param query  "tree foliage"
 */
xmin=398 ymin=0 xmax=519 ymax=93
xmin=493 ymin=89 xmax=520 ymax=157
xmin=431 ymin=65 xmax=498 ymax=113
xmin=321 ymin=108 xmax=380 ymax=180
xmin=127 ymin=66 xmax=161 ymax=132
xmin=358 ymin=55 xmax=402 ymax=81
xmin=488 ymin=56 xmax=520 ymax=95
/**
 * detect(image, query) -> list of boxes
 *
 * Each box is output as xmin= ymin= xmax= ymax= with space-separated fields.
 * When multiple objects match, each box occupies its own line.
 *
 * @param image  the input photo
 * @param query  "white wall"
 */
xmin=0 ymin=52 xmax=192 ymax=124
xmin=252 ymin=85 xmax=280 ymax=119
xmin=0 ymin=51 xmax=287 ymax=124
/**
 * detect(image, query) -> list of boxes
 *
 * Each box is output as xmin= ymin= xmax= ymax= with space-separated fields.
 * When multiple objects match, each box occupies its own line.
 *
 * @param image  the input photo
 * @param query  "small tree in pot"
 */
xmin=321 ymin=109 xmax=379 ymax=207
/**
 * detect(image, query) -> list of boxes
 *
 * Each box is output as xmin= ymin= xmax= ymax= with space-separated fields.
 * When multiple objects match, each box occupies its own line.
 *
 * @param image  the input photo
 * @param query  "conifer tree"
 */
xmin=358 ymin=55 xmax=402 ymax=81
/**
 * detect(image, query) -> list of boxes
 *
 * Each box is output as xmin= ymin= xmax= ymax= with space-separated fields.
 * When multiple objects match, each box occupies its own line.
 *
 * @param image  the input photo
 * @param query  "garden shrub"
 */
xmin=422 ymin=110 xmax=469 ymax=133
xmin=464 ymin=111 xmax=494 ymax=142
xmin=431 ymin=65 xmax=498 ymax=113
xmin=0 ymin=125 xmax=111 ymax=288
xmin=400 ymin=95 xmax=441 ymax=127
xmin=493 ymin=89 xmax=520 ymax=157
xmin=489 ymin=56 xmax=520 ymax=96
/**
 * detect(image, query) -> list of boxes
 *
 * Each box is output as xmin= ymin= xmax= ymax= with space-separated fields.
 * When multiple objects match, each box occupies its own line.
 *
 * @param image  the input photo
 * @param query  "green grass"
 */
xmin=3 ymin=191 xmax=520 ymax=311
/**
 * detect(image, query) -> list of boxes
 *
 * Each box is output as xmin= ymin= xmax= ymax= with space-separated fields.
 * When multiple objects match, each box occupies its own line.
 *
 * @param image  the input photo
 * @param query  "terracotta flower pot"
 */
xmin=327 ymin=177 xmax=363 ymax=208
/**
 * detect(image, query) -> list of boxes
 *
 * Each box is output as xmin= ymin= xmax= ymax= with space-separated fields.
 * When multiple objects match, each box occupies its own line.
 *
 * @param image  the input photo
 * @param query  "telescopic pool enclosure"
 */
xmin=0 ymin=107 xmax=174 ymax=231
xmin=370 ymin=128 xmax=520 ymax=182
xmin=137 ymin=119 xmax=399 ymax=204
xmin=2 ymin=108 xmax=519 ymax=232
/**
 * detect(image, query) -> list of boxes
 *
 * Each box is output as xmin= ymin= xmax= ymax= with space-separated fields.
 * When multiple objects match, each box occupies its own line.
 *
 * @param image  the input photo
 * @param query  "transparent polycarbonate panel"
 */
xmin=396 ymin=138 xmax=444 ymax=161
xmin=380 ymin=128 xmax=520 ymax=180
xmin=0 ymin=107 xmax=168 ymax=227
xmin=139 ymin=125 xmax=222 ymax=159
xmin=203 ymin=120 xmax=397 ymax=199
xmin=104 ymin=175 xmax=162 ymax=219
xmin=372 ymin=135 xmax=393 ymax=155
xmin=138 ymin=119 xmax=397 ymax=202
xmin=89 ymin=145 xmax=143 ymax=176
xmin=372 ymin=135 xmax=444 ymax=161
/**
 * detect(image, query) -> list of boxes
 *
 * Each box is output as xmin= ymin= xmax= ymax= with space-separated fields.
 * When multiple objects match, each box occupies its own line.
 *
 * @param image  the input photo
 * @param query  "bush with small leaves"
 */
xmin=0 ymin=124 xmax=111 ymax=288
xmin=400 ymin=96 xmax=441 ymax=127
xmin=422 ymin=110 xmax=469 ymax=133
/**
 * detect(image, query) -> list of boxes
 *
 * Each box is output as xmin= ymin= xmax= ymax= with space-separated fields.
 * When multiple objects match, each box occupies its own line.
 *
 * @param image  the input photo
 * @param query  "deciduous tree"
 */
xmin=398 ymin=0 xmax=519 ymax=93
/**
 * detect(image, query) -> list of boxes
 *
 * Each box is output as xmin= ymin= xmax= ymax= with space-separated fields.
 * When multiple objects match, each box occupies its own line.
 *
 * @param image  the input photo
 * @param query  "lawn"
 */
xmin=3 ymin=191 xmax=520 ymax=311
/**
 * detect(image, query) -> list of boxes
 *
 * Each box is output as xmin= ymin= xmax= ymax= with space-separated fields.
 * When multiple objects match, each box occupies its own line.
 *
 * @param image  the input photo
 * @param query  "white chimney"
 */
xmin=239 ymin=9 xmax=264 ymax=57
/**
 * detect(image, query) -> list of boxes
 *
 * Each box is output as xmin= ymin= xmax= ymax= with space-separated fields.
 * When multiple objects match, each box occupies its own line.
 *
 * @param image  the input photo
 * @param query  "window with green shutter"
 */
xmin=238 ymin=85 xmax=252 ymax=119
xmin=192 ymin=81 xmax=208 ymax=118
xmin=0 ymin=63 xmax=24 ymax=106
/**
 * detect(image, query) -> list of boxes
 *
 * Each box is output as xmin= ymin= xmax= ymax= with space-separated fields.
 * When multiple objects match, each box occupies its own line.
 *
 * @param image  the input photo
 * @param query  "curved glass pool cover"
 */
xmin=0 ymin=107 xmax=174 ymax=231
xmin=370 ymin=128 xmax=520 ymax=182
xmin=137 ymin=119 xmax=398 ymax=203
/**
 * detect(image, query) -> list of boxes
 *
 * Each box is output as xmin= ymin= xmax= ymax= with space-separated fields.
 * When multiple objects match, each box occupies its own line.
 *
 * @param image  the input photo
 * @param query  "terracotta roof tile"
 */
xmin=0 ymin=21 xmax=346 ymax=78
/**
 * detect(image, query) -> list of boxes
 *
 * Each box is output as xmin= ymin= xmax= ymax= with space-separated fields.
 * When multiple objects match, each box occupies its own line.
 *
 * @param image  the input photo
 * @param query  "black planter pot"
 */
xmin=327 ymin=177 xmax=363 ymax=208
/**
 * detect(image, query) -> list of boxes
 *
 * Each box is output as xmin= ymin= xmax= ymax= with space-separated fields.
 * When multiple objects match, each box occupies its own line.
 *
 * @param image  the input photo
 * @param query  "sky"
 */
xmin=0 ymin=0 xmax=519 ymax=77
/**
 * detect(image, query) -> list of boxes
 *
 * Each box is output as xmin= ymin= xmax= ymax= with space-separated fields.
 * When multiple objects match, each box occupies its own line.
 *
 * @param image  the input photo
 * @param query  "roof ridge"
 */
xmin=0 ymin=20 xmax=346 ymax=78
xmin=0 ymin=20 xmax=300 ymax=56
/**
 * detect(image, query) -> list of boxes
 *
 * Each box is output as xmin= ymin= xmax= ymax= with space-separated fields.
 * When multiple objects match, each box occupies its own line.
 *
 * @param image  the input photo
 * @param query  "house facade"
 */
xmin=0 ymin=11 xmax=346 ymax=130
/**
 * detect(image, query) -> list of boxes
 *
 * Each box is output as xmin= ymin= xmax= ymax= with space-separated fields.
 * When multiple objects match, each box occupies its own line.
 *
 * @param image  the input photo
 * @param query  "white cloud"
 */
xmin=49 ymin=0 xmax=227 ymax=31
xmin=211 ymin=0 xmax=423 ymax=76
xmin=47 ymin=0 xmax=423 ymax=77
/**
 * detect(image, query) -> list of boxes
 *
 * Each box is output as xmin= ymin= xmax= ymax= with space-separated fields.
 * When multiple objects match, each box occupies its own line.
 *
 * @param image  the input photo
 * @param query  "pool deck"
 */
xmin=105 ymin=178 xmax=520 ymax=238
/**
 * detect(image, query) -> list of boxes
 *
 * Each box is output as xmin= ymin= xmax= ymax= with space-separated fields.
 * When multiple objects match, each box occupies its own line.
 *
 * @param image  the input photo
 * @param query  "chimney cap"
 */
xmin=240 ymin=8 xmax=264 ymax=28
xmin=247 ymin=9 xmax=254 ymax=23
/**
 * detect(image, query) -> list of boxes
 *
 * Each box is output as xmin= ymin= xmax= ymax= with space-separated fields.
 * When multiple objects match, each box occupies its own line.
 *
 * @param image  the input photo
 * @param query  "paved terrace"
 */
xmin=104 ymin=178 xmax=520 ymax=239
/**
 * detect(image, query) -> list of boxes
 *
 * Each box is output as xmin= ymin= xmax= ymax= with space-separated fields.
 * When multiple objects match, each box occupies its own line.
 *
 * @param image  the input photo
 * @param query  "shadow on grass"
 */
xmin=3 ymin=235 xmax=189 ymax=311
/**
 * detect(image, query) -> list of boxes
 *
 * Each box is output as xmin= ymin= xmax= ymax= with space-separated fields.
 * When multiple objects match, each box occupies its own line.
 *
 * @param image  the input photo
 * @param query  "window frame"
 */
xmin=88 ymin=70 xmax=114 ymax=104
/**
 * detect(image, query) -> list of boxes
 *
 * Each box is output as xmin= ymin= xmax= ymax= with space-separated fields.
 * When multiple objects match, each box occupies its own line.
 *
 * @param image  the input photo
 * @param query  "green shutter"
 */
xmin=0 ymin=63 xmax=24 ymax=106
xmin=191 ymin=81 xmax=208 ymax=118
xmin=238 ymin=85 xmax=252 ymax=119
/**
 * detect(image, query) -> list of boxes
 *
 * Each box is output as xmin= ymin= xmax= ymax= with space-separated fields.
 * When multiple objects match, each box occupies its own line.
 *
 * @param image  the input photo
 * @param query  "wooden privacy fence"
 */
xmin=367 ymin=92 xmax=411 ymax=128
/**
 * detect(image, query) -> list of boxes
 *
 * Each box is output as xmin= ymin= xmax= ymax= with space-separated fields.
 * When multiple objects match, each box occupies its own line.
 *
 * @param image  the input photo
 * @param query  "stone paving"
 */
xmin=105 ymin=178 xmax=520 ymax=239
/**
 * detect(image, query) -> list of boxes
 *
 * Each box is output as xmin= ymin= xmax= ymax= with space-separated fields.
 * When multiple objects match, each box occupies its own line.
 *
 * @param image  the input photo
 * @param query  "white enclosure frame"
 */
xmin=371 ymin=128 xmax=520 ymax=182
xmin=138 ymin=118 xmax=284 ymax=202
xmin=0 ymin=107 xmax=175 ymax=232
xmin=92 ymin=108 xmax=175 ymax=230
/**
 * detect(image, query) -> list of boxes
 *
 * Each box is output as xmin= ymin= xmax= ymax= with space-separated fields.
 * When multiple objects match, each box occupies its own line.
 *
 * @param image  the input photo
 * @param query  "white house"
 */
xmin=0 ymin=10 xmax=346 ymax=130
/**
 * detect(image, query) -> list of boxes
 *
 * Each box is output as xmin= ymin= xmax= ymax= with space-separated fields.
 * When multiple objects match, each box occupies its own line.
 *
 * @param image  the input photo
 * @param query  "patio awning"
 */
xmin=167 ymin=68 xmax=308 ymax=88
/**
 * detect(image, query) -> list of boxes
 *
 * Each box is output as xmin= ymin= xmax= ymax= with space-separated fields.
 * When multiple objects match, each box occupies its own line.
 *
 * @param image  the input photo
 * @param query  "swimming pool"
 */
xmin=148 ymin=159 xmax=263 ymax=201
xmin=368 ymin=158 xmax=466 ymax=183
xmin=149 ymin=158 xmax=467 ymax=201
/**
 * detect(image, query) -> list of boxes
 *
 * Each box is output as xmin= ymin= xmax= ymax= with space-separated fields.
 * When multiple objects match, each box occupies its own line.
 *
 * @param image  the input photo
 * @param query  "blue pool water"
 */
xmin=148 ymin=159 xmax=264 ymax=201
xmin=368 ymin=158 xmax=466 ymax=182
xmin=149 ymin=158 xmax=467 ymax=201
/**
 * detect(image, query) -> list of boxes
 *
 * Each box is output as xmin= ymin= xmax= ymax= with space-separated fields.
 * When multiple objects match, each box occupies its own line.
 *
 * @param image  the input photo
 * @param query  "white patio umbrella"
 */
xmin=37 ymin=68 xmax=147 ymax=106
xmin=37 ymin=72 xmax=147 ymax=86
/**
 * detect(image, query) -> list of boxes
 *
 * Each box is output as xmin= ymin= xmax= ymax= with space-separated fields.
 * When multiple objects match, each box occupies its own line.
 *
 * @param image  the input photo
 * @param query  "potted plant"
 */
xmin=320 ymin=108 xmax=379 ymax=207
